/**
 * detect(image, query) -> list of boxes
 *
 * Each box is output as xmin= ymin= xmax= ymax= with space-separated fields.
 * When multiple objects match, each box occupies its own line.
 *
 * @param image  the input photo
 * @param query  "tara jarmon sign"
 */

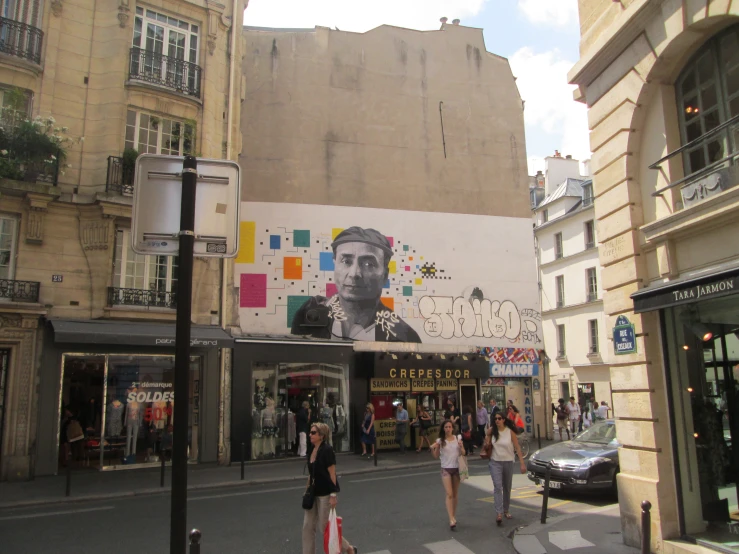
xmin=632 ymin=269 xmax=738 ymax=313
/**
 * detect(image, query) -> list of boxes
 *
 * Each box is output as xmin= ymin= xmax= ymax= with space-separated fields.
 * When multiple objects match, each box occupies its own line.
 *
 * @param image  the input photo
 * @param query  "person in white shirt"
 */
xmin=598 ymin=401 xmax=611 ymax=420
xmin=566 ymin=397 xmax=580 ymax=436
xmin=582 ymin=407 xmax=593 ymax=429
xmin=431 ymin=420 xmax=464 ymax=531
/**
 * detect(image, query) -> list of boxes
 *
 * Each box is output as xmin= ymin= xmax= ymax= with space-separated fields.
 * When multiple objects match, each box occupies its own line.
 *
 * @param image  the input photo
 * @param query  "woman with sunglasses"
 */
xmin=431 ymin=419 xmax=465 ymax=530
xmin=303 ymin=423 xmax=358 ymax=554
xmin=485 ymin=413 xmax=526 ymax=525
xmin=360 ymin=403 xmax=376 ymax=459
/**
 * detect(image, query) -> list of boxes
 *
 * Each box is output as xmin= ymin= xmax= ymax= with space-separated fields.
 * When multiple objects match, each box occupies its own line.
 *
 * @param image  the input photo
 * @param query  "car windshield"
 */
xmin=575 ymin=421 xmax=616 ymax=444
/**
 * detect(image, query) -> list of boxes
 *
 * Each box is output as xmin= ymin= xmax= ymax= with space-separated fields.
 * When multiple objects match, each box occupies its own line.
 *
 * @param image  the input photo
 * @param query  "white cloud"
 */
xmin=509 ymin=47 xmax=590 ymax=174
xmin=517 ymin=0 xmax=578 ymax=27
xmin=243 ymin=0 xmax=488 ymax=33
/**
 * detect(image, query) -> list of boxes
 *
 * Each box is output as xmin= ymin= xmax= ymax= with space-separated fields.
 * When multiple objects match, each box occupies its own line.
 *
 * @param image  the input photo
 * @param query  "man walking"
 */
xmin=555 ymin=399 xmax=570 ymax=440
xmin=567 ymin=396 xmax=580 ymax=437
xmin=489 ymin=398 xmax=501 ymax=428
xmin=395 ymin=402 xmax=409 ymax=453
xmin=598 ymin=401 xmax=611 ymax=420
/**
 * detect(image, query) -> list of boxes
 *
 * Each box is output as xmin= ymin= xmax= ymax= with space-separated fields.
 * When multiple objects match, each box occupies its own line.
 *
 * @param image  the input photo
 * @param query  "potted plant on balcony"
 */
xmin=122 ymin=147 xmax=138 ymax=186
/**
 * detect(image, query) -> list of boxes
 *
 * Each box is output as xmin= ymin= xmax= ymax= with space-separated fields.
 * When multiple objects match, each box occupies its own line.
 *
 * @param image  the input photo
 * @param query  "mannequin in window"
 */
xmin=261 ymin=396 xmax=277 ymax=457
xmin=107 ymin=399 xmax=124 ymax=437
xmin=125 ymin=389 xmax=143 ymax=458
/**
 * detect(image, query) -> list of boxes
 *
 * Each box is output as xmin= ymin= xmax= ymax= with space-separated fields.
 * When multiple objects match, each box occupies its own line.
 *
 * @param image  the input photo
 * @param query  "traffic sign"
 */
xmin=613 ymin=315 xmax=637 ymax=355
xmin=131 ymin=154 xmax=240 ymax=257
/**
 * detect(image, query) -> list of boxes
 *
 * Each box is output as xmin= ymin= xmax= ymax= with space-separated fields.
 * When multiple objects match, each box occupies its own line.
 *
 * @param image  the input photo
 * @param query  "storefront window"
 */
xmin=251 ymin=362 xmax=350 ymax=460
xmin=59 ymin=354 xmax=200 ymax=470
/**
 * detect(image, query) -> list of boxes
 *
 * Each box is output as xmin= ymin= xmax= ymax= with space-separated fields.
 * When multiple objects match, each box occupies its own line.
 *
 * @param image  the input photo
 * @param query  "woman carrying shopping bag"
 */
xmin=431 ymin=420 xmax=465 ymax=531
xmin=485 ymin=413 xmax=527 ymax=526
xmin=302 ymin=423 xmax=358 ymax=554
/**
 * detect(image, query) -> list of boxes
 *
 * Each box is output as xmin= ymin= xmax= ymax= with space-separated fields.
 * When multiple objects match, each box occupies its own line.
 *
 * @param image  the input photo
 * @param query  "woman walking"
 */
xmin=360 ymin=403 xmax=376 ymax=459
xmin=297 ymin=401 xmax=311 ymax=457
xmin=476 ymin=401 xmax=488 ymax=447
xmin=431 ymin=420 xmax=465 ymax=530
xmin=413 ymin=405 xmax=433 ymax=452
xmin=302 ymin=423 xmax=358 ymax=554
xmin=507 ymin=405 xmax=525 ymax=434
xmin=486 ymin=413 xmax=526 ymax=525
xmin=461 ymin=405 xmax=475 ymax=455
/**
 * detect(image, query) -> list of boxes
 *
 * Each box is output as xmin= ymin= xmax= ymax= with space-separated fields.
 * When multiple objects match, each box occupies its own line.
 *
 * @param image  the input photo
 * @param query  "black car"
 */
xmin=526 ymin=420 xmax=619 ymax=493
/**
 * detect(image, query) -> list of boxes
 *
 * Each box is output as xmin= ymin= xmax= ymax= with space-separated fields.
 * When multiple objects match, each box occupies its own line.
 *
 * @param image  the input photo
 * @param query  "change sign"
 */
xmin=613 ymin=315 xmax=636 ymax=355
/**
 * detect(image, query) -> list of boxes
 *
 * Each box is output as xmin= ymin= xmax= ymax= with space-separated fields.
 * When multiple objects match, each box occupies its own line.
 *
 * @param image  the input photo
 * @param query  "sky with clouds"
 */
xmin=242 ymin=0 xmax=589 ymax=176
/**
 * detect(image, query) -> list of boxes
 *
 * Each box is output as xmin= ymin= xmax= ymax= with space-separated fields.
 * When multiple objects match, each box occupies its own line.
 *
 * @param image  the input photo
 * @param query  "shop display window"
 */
xmin=250 ymin=362 xmax=350 ymax=460
xmin=59 ymin=354 xmax=200 ymax=471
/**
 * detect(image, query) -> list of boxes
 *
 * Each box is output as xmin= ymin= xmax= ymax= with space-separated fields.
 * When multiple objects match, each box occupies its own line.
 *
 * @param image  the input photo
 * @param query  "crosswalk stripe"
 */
xmin=424 ymin=538 xmax=477 ymax=554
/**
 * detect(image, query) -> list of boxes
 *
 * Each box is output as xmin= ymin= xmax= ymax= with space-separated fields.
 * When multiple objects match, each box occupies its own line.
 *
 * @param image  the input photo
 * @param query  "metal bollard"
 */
xmin=374 ymin=448 xmax=378 ymax=467
xmin=540 ymin=461 xmax=552 ymax=524
xmin=160 ymin=452 xmax=166 ymax=488
xmin=241 ymin=442 xmax=245 ymax=480
xmin=641 ymin=500 xmax=652 ymax=554
xmin=537 ymin=424 xmax=542 ymax=450
xmin=189 ymin=529 xmax=202 ymax=554
xmin=65 ymin=455 xmax=72 ymax=497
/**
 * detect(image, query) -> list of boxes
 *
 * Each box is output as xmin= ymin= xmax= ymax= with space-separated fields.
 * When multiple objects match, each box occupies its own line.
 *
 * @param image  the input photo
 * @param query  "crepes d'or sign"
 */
xmin=370 ymin=378 xmax=410 ymax=392
xmin=435 ymin=379 xmax=458 ymax=391
xmin=411 ymin=378 xmax=436 ymax=392
xmin=370 ymin=378 xmax=458 ymax=392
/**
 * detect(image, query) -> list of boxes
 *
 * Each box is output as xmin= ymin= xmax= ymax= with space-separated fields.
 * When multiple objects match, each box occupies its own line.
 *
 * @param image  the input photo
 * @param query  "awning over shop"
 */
xmin=631 ymin=266 xmax=739 ymax=313
xmin=49 ymin=319 xmax=233 ymax=348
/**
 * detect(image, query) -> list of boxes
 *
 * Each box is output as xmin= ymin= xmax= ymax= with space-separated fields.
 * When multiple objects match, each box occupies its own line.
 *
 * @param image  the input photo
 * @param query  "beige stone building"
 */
xmin=570 ymin=1 xmax=739 ymax=551
xmin=0 ymin=0 xmax=244 ymax=481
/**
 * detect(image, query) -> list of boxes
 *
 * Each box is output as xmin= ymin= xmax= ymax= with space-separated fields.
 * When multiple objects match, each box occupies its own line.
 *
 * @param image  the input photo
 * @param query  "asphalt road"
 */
xmin=0 ymin=459 xmax=616 ymax=554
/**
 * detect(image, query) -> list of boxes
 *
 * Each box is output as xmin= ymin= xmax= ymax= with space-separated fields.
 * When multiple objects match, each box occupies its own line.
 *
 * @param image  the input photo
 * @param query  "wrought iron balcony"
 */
xmin=128 ymin=47 xmax=201 ymax=98
xmin=108 ymin=287 xmax=177 ymax=309
xmin=650 ymin=113 xmax=739 ymax=210
xmin=0 ymin=16 xmax=43 ymax=65
xmin=582 ymin=196 xmax=594 ymax=207
xmin=0 ymin=279 xmax=40 ymax=302
xmin=106 ymin=156 xmax=134 ymax=195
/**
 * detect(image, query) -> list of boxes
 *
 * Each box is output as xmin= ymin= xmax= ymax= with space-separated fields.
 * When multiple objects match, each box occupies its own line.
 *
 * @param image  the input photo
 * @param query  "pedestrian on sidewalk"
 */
xmin=298 ymin=401 xmax=311 ymax=457
xmin=395 ymin=402 xmax=408 ymax=453
xmin=566 ymin=396 xmax=580 ymax=437
xmin=582 ymin=406 xmax=593 ymax=429
xmin=486 ymin=413 xmax=526 ymax=526
xmin=598 ymin=401 xmax=611 ymax=420
xmin=444 ymin=399 xmax=460 ymax=433
xmin=431 ymin=420 xmax=464 ymax=531
xmin=476 ymin=401 xmax=488 ymax=447
xmin=507 ymin=405 xmax=525 ymax=435
xmin=302 ymin=423 xmax=359 ymax=554
xmin=360 ymin=403 xmax=376 ymax=459
xmin=413 ymin=405 xmax=433 ymax=452
xmin=461 ymin=405 xmax=475 ymax=455
xmin=489 ymin=398 xmax=501 ymax=428
xmin=555 ymin=399 xmax=569 ymax=440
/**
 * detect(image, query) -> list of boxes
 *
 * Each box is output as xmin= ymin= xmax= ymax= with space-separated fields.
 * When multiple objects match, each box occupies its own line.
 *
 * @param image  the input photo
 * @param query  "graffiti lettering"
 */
xmin=375 ymin=310 xmax=399 ymax=340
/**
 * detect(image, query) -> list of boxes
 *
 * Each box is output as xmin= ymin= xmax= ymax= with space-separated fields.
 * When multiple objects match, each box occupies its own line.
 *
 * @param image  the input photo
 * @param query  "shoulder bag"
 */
xmin=302 ymin=445 xmax=319 ymax=510
xmin=480 ymin=435 xmax=493 ymax=460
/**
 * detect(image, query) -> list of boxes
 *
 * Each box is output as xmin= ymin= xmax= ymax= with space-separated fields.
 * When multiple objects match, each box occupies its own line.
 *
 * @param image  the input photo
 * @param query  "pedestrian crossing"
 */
xmin=366 ymin=538 xmax=476 ymax=554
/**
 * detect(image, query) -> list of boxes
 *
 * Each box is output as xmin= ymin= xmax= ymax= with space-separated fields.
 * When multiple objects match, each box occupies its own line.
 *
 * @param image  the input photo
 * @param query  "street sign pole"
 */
xmin=170 ymin=155 xmax=198 ymax=554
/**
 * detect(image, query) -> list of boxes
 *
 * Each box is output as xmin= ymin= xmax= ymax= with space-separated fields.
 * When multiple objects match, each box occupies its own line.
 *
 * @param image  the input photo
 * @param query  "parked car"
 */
xmin=526 ymin=420 xmax=619 ymax=493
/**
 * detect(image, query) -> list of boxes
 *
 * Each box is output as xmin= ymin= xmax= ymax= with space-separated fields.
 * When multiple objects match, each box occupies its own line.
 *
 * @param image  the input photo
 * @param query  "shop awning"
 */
xmin=631 ymin=266 xmax=739 ymax=313
xmin=49 ymin=319 xmax=233 ymax=348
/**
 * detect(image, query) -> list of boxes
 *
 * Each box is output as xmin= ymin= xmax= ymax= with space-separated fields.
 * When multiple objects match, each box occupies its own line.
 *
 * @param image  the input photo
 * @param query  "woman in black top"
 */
xmin=302 ymin=423 xmax=358 ymax=554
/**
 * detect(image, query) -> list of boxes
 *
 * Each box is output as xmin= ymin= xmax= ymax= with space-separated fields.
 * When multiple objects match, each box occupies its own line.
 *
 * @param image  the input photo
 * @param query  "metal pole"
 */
xmin=189 ymin=529 xmax=202 ymax=554
xmin=374 ymin=447 xmax=378 ymax=467
xmin=241 ymin=442 xmax=245 ymax=480
xmin=170 ymin=155 xmax=197 ymax=554
xmin=537 ymin=424 xmax=542 ymax=450
xmin=540 ymin=462 xmax=552 ymax=524
xmin=65 ymin=453 xmax=71 ymax=497
xmin=161 ymin=450 xmax=166 ymax=488
xmin=641 ymin=500 xmax=652 ymax=554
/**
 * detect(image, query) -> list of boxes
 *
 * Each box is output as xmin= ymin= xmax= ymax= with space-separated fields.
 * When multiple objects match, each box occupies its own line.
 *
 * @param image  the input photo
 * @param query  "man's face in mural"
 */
xmin=334 ymin=242 xmax=388 ymax=303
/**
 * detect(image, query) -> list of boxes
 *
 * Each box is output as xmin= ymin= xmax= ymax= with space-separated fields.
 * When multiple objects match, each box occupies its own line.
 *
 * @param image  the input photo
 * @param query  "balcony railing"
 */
xmin=106 ymin=156 xmax=134 ymax=195
xmin=108 ymin=287 xmax=177 ymax=309
xmin=582 ymin=196 xmax=594 ymax=207
xmin=650 ymin=113 xmax=739 ymax=209
xmin=0 ymin=278 xmax=40 ymax=302
xmin=0 ymin=16 xmax=43 ymax=65
xmin=128 ymin=47 xmax=201 ymax=98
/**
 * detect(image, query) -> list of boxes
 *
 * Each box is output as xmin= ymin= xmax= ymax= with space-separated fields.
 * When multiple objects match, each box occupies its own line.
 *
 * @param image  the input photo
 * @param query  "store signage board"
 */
xmin=131 ymin=154 xmax=241 ymax=257
xmin=613 ymin=315 xmax=637 ymax=355
xmin=490 ymin=363 xmax=539 ymax=377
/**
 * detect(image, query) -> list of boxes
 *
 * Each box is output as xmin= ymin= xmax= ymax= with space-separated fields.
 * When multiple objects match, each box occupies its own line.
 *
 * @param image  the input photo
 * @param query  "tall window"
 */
xmin=555 ymin=275 xmax=565 ymax=308
xmin=542 ymin=209 xmax=549 ymax=223
xmin=582 ymin=182 xmax=594 ymax=206
xmin=554 ymin=232 xmax=563 ymax=259
xmin=584 ymin=220 xmax=595 ymax=249
xmin=676 ymin=25 xmax=739 ymax=176
xmin=114 ymin=229 xmax=178 ymax=294
xmin=1 ymin=0 xmax=41 ymax=27
xmin=0 ymin=215 xmax=18 ymax=280
xmin=557 ymin=324 xmax=566 ymax=358
xmin=0 ymin=88 xmax=31 ymax=128
xmin=133 ymin=7 xmax=199 ymax=65
xmin=125 ymin=110 xmax=194 ymax=155
xmin=588 ymin=319 xmax=599 ymax=354
xmin=586 ymin=268 xmax=598 ymax=301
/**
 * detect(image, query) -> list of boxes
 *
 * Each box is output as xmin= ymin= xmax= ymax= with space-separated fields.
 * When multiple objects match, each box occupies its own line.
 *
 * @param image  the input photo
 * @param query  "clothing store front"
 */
xmin=633 ymin=268 xmax=739 ymax=547
xmin=231 ymin=338 xmax=359 ymax=461
xmin=35 ymin=320 xmax=229 ymax=476
xmin=367 ymin=352 xmax=490 ymax=450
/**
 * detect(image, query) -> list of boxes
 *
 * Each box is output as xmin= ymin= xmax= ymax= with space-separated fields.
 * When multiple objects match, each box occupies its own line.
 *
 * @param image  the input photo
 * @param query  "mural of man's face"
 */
xmin=334 ymin=242 xmax=388 ymax=303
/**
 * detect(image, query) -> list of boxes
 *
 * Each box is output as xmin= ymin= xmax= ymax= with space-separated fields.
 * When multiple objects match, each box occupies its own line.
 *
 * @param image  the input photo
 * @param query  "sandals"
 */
xmin=496 ymin=514 xmax=502 ymax=526
xmin=505 ymin=512 xmax=513 ymax=519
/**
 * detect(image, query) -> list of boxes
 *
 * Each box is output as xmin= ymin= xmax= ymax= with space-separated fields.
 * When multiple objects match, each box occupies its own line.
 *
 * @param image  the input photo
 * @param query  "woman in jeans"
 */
xmin=431 ymin=420 xmax=464 ymax=530
xmin=486 ymin=413 xmax=526 ymax=525
xmin=476 ymin=401 xmax=488 ymax=447
xmin=302 ymin=423 xmax=358 ymax=554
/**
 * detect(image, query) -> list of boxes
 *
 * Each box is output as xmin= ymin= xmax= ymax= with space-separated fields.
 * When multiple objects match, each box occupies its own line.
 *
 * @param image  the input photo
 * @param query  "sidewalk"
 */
xmin=513 ymin=504 xmax=639 ymax=554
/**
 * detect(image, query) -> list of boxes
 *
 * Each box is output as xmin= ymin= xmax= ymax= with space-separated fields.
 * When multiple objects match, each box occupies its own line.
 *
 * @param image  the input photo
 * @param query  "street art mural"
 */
xmin=235 ymin=202 xmax=542 ymax=348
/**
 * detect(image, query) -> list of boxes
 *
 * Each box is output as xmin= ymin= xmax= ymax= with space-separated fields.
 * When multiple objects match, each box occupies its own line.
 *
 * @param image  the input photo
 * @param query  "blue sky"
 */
xmin=243 ymin=0 xmax=589 ymax=175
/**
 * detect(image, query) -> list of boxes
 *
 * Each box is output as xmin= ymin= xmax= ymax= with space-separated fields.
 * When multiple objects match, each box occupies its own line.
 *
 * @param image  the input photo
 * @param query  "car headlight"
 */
xmin=579 ymin=456 xmax=609 ymax=469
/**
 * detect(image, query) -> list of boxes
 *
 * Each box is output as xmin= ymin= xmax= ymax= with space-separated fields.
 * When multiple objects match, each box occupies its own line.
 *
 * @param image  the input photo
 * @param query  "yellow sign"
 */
xmin=412 ymin=378 xmax=436 ymax=392
xmin=387 ymin=368 xmax=472 ymax=379
xmin=370 ymin=378 xmax=410 ymax=392
xmin=435 ymin=379 xmax=458 ymax=391
xmin=376 ymin=419 xmax=411 ymax=450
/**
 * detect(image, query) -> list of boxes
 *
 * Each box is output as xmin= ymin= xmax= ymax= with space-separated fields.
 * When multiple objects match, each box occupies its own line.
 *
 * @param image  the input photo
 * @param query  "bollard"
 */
xmin=537 ymin=424 xmax=542 ymax=450
xmin=540 ymin=461 xmax=552 ymax=524
xmin=189 ymin=529 xmax=202 ymax=554
xmin=65 ymin=455 xmax=72 ymax=497
xmin=374 ymin=448 xmax=377 ymax=467
xmin=241 ymin=442 xmax=245 ymax=481
xmin=641 ymin=500 xmax=652 ymax=554
xmin=160 ymin=452 xmax=166 ymax=488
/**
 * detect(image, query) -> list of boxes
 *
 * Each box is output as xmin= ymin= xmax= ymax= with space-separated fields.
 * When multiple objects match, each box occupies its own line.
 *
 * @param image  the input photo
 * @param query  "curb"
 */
xmin=0 ymin=458 xmax=453 ymax=510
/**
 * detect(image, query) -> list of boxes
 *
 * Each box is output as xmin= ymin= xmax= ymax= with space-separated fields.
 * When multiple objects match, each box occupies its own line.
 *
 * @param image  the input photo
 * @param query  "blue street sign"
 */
xmin=614 ymin=315 xmax=637 ymax=355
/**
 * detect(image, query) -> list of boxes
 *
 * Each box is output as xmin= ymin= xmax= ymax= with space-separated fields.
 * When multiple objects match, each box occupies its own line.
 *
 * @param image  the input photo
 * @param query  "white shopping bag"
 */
xmin=323 ymin=508 xmax=343 ymax=554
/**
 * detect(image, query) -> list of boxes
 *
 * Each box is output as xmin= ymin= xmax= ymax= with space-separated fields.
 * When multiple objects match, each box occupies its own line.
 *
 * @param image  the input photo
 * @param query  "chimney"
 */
xmin=554 ymin=150 xmax=561 ymax=157
xmin=440 ymin=17 xmax=448 ymax=24
xmin=536 ymin=170 xmax=544 ymax=188
xmin=452 ymin=19 xmax=460 ymax=25
xmin=565 ymin=154 xmax=572 ymax=160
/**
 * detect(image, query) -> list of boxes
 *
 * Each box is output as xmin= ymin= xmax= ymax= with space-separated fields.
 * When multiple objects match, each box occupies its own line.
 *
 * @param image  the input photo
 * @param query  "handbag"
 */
xmin=302 ymin=480 xmax=315 ymax=510
xmin=480 ymin=437 xmax=493 ymax=460
xmin=462 ymin=429 xmax=472 ymax=441
xmin=458 ymin=452 xmax=469 ymax=482
xmin=421 ymin=417 xmax=432 ymax=429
